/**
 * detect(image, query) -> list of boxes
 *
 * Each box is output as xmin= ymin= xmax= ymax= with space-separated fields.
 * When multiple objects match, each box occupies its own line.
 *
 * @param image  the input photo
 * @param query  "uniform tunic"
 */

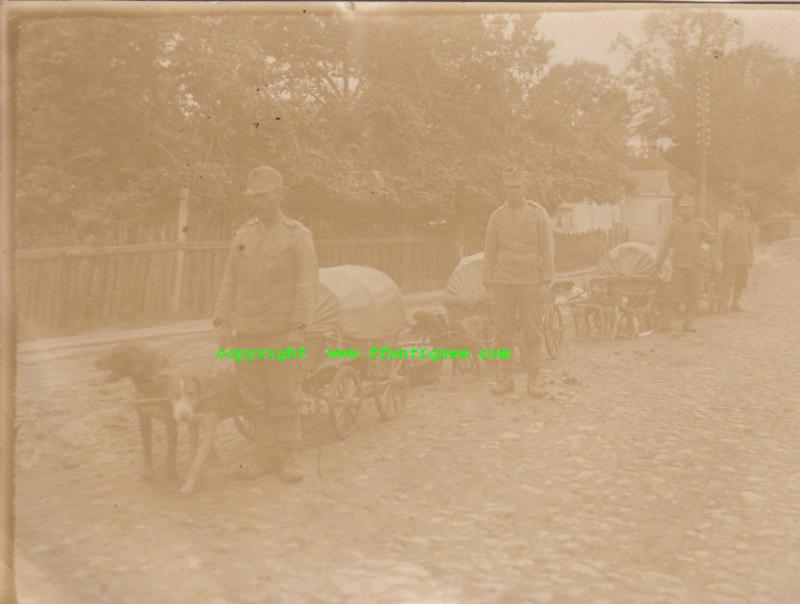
xmin=655 ymin=217 xmax=716 ymax=269
xmin=720 ymin=219 xmax=755 ymax=266
xmin=212 ymin=212 xmax=319 ymax=447
xmin=213 ymin=213 xmax=319 ymax=335
xmin=483 ymin=200 xmax=555 ymax=380
xmin=655 ymin=217 xmax=716 ymax=321
xmin=484 ymin=201 xmax=555 ymax=285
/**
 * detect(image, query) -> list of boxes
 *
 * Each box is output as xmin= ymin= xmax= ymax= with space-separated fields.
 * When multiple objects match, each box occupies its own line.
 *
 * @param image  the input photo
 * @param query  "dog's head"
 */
xmin=163 ymin=372 xmax=203 ymax=424
xmin=95 ymin=341 xmax=171 ymax=391
xmin=411 ymin=310 xmax=448 ymax=337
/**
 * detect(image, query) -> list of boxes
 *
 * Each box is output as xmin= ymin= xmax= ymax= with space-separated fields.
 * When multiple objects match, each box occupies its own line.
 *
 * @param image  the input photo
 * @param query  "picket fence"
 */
xmin=15 ymin=227 xmax=625 ymax=339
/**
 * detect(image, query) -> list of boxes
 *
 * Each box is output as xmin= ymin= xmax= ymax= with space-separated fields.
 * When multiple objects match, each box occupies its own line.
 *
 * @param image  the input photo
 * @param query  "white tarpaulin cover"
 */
xmin=446 ymin=252 xmax=486 ymax=301
xmin=596 ymin=241 xmax=672 ymax=281
xmin=310 ymin=265 xmax=406 ymax=340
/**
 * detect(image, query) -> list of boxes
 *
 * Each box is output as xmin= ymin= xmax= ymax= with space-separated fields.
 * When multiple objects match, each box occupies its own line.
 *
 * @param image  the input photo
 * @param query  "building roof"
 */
xmin=630 ymin=169 xmax=673 ymax=197
xmin=627 ymin=154 xmax=696 ymax=198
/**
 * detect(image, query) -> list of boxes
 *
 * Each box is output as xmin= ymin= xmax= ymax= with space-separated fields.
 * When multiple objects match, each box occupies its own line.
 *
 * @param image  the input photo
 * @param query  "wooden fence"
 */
xmin=15 ymin=227 xmax=626 ymax=339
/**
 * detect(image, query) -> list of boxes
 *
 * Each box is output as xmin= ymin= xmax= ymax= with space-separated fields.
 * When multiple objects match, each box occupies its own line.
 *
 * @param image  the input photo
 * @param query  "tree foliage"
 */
xmin=14 ymin=12 xmax=637 ymax=246
xmin=616 ymin=10 xmax=800 ymax=216
xmin=15 ymin=9 xmax=800 ymax=246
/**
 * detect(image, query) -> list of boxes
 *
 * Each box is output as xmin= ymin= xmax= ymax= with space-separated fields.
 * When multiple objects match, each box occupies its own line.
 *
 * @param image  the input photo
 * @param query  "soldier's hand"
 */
xmin=215 ymin=323 xmax=233 ymax=348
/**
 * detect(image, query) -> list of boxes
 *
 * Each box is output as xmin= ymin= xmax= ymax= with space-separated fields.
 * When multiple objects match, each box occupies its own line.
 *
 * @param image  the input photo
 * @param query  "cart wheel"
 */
xmin=544 ymin=305 xmax=564 ymax=359
xmin=375 ymin=357 xmax=409 ymax=420
xmin=234 ymin=415 xmax=256 ymax=441
xmin=328 ymin=366 xmax=362 ymax=440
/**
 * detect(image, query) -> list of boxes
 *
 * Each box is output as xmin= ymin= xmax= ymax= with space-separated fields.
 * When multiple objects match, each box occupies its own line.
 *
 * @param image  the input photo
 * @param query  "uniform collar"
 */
xmin=253 ymin=211 xmax=287 ymax=232
xmin=504 ymin=200 xmax=527 ymax=211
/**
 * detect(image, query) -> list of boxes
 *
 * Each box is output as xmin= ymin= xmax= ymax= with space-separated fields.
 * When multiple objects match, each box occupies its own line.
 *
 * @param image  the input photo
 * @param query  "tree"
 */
xmin=616 ymin=9 xmax=800 ymax=216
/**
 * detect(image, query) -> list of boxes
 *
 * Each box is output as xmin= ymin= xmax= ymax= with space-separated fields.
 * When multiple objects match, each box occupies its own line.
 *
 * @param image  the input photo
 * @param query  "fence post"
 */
xmin=171 ymin=188 xmax=190 ymax=312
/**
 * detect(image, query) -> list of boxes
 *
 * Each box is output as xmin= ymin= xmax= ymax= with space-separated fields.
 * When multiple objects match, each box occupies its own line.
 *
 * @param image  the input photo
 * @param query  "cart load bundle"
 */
xmin=442 ymin=252 xmax=492 ymax=325
xmin=596 ymin=241 xmax=671 ymax=281
xmin=310 ymin=264 xmax=407 ymax=341
xmin=446 ymin=252 xmax=486 ymax=302
xmin=591 ymin=242 xmax=671 ymax=336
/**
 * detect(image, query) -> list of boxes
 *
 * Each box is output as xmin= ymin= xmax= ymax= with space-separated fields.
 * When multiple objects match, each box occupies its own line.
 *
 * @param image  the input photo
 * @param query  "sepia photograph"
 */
xmin=1 ymin=1 xmax=799 ymax=602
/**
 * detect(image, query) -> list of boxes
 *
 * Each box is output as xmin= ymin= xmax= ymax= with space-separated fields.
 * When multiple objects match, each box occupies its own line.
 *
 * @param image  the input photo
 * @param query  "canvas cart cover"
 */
xmin=310 ymin=265 xmax=407 ymax=340
xmin=596 ymin=241 xmax=671 ymax=280
xmin=446 ymin=252 xmax=486 ymax=301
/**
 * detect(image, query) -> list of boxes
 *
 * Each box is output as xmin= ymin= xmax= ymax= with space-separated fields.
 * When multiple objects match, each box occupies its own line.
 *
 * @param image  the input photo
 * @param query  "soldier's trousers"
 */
xmin=232 ymin=332 xmax=301 ymax=450
xmin=721 ymin=263 xmax=749 ymax=306
xmin=666 ymin=267 xmax=703 ymax=325
xmin=494 ymin=284 xmax=543 ymax=381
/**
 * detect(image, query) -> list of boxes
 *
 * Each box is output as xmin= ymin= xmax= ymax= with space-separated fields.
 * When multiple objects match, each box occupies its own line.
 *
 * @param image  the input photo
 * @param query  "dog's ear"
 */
xmin=125 ymin=344 xmax=147 ymax=376
xmin=131 ymin=342 xmax=168 ymax=377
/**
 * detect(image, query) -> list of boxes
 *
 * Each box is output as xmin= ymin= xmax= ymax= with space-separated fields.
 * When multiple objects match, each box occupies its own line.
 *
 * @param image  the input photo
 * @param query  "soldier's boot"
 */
xmin=278 ymin=446 xmax=303 ymax=484
xmin=526 ymin=370 xmax=547 ymax=399
xmin=490 ymin=376 xmax=515 ymax=396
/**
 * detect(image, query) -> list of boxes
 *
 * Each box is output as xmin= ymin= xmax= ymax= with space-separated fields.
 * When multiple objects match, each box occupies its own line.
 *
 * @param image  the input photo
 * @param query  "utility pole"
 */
xmin=696 ymin=66 xmax=711 ymax=220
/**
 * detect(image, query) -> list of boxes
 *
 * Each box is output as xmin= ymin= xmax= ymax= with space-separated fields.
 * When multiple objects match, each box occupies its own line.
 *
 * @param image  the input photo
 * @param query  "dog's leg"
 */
xmin=163 ymin=418 xmax=178 ymax=481
xmin=187 ymin=421 xmax=199 ymax=467
xmin=608 ymin=306 xmax=621 ymax=341
xmin=180 ymin=413 xmax=218 ymax=495
xmin=447 ymin=358 xmax=457 ymax=392
xmin=137 ymin=410 xmax=154 ymax=482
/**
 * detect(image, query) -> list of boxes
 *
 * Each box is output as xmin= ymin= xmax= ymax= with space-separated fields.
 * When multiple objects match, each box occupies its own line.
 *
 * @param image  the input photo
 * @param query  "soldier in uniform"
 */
xmin=719 ymin=202 xmax=755 ymax=312
xmin=213 ymin=165 xmax=319 ymax=484
xmin=483 ymin=167 xmax=555 ymax=399
xmin=654 ymin=194 xmax=716 ymax=332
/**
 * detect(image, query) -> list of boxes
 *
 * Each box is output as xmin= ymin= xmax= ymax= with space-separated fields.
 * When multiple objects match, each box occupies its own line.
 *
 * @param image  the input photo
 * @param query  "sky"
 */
xmin=536 ymin=7 xmax=800 ymax=73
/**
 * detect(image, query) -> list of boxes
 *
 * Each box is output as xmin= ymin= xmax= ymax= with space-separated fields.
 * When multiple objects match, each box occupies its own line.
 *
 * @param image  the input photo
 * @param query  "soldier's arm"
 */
xmin=719 ymin=222 xmax=731 ymax=259
xmin=290 ymin=227 xmax=319 ymax=331
xmin=483 ymin=212 xmax=498 ymax=285
xmin=212 ymin=236 xmax=238 ymax=327
xmin=654 ymin=224 xmax=673 ymax=267
xmin=538 ymin=208 xmax=555 ymax=282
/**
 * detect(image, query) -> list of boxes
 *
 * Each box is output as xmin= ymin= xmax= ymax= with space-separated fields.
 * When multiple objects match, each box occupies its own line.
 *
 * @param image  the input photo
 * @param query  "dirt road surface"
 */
xmin=14 ymin=241 xmax=800 ymax=604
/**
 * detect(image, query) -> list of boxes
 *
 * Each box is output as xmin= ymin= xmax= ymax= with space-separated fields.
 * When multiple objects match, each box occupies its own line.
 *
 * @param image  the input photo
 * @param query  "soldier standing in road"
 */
xmin=654 ymin=194 xmax=716 ymax=333
xmin=719 ymin=202 xmax=755 ymax=312
xmin=483 ymin=167 xmax=555 ymax=399
xmin=213 ymin=165 xmax=319 ymax=484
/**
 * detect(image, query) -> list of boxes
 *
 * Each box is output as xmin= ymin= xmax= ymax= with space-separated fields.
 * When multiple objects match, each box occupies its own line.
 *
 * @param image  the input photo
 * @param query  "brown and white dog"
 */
xmin=163 ymin=366 xmax=245 ymax=494
xmin=94 ymin=341 xmax=179 ymax=481
xmin=410 ymin=309 xmax=492 ymax=389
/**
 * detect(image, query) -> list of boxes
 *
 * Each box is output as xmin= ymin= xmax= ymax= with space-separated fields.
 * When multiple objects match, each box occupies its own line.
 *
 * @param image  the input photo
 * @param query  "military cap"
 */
xmin=502 ymin=167 xmax=525 ymax=187
xmin=678 ymin=194 xmax=696 ymax=207
xmin=244 ymin=165 xmax=284 ymax=195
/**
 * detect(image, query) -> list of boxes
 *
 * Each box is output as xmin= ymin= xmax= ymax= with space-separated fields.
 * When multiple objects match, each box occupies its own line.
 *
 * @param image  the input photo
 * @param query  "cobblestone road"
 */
xmin=14 ymin=240 xmax=800 ymax=604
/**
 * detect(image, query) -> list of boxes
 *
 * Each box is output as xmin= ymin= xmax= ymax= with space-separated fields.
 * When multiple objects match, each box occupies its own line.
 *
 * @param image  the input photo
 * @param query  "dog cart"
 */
xmin=301 ymin=265 xmax=414 ymax=439
xmin=445 ymin=252 xmax=566 ymax=360
xmin=584 ymin=241 xmax=670 ymax=339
